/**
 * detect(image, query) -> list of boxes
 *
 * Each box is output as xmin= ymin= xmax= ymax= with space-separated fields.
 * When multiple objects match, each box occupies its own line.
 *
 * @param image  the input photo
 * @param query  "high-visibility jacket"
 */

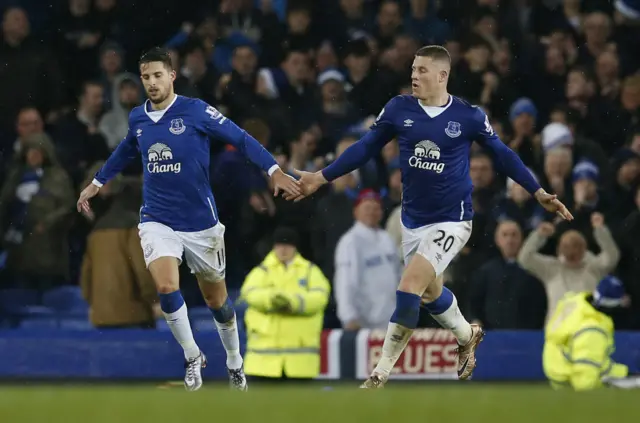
xmin=240 ymin=251 xmax=330 ymax=378
xmin=543 ymin=292 xmax=628 ymax=390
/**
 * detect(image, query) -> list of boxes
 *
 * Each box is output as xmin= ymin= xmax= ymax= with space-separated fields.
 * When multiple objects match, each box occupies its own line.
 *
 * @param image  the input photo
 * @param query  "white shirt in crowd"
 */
xmin=334 ymin=221 xmax=401 ymax=329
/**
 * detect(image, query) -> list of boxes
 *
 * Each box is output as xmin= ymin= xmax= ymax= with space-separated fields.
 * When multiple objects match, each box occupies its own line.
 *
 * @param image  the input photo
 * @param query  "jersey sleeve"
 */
xmin=193 ymin=99 xmax=279 ymax=175
xmin=93 ymin=113 xmax=139 ymax=187
xmin=321 ymin=96 xmax=399 ymax=182
xmin=470 ymin=107 xmax=541 ymax=195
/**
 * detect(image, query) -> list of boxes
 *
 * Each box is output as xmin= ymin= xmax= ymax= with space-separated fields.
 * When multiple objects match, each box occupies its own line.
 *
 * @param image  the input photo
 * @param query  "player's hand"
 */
xmin=537 ymin=222 xmax=556 ymax=238
xmin=271 ymin=168 xmax=301 ymax=198
xmin=283 ymin=169 xmax=327 ymax=202
xmin=534 ymin=189 xmax=573 ymax=221
xmin=77 ymin=183 xmax=100 ymax=215
xmin=591 ymin=212 xmax=605 ymax=228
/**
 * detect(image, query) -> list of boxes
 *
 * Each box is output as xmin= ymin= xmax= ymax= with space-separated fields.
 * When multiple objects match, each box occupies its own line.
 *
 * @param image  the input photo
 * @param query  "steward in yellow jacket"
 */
xmin=240 ymin=227 xmax=330 ymax=380
xmin=543 ymin=275 xmax=629 ymax=390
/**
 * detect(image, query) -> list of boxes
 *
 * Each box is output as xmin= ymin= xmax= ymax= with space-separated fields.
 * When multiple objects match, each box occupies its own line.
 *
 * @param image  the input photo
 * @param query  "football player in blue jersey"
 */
xmin=287 ymin=45 xmax=573 ymax=387
xmin=77 ymin=47 xmax=301 ymax=391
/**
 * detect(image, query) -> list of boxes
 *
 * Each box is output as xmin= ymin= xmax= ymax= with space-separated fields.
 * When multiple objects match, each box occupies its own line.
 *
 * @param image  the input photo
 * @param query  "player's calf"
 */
xmin=150 ymin=258 xmax=201 ymax=362
xmin=364 ymin=253 xmax=436 ymax=386
xmin=421 ymin=281 xmax=483 ymax=380
xmin=197 ymin=276 xmax=245 ymax=388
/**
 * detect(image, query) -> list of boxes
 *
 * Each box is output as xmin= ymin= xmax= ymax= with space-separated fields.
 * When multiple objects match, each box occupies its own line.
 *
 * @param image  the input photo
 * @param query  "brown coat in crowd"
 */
xmin=80 ymin=175 xmax=158 ymax=328
xmin=0 ymin=133 xmax=74 ymax=279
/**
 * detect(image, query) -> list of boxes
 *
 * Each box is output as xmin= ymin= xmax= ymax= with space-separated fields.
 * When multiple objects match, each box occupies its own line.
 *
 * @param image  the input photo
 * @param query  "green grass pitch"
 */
xmin=0 ymin=382 xmax=635 ymax=423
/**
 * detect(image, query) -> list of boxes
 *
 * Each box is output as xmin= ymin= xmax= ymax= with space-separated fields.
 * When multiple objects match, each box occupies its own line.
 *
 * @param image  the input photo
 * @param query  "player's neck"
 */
xmin=418 ymin=92 xmax=450 ymax=108
xmin=150 ymin=92 xmax=177 ymax=111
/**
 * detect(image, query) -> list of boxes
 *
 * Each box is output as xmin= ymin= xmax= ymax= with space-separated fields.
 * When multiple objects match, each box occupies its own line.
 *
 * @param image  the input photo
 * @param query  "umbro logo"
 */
xmin=136 ymin=129 xmax=142 ymax=137
xmin=404 ymin=119 xmax=413 ymax=127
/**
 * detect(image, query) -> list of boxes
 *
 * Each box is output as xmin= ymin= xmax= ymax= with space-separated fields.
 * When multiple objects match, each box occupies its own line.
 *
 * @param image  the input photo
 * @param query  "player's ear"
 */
xmin=170 ymin=70 xmax=176 ymax=82
xmin=439 ymin=70 xmax=448 ymax=83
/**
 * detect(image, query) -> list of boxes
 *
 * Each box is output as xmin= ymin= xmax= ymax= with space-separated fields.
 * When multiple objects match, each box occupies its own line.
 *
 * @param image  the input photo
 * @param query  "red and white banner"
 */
xmin=316 ymin=329 xmax=342 ymax=379
xmin=356 ymin=328 xmax=458 ymax=380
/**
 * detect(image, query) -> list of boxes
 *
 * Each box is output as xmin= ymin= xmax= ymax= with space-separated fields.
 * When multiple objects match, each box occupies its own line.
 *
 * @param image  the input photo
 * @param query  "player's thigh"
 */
xmin=179 ymin=223 xmax=226 ymax=283
xmin=416 ymin=220 xmax=472 ymax=277
xmin=400 ymin=225 xmax=423 ymax=265
xmin=138 ymin=222 xmax=183 ymax=292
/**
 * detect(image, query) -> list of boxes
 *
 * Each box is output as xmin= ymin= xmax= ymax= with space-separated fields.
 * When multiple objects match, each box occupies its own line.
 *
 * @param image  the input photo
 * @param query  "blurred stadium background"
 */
xmin=1 ymin=0 xmax=640 ymax=419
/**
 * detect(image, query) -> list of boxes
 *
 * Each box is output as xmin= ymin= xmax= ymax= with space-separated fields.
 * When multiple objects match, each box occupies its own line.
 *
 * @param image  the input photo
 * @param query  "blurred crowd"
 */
xmin=0 ymin=0 xmax=639 ymax=331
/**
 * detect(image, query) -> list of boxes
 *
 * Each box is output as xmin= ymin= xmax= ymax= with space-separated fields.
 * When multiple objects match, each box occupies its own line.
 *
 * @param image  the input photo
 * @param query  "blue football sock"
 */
xmin=390 ymin=290 xmax=422 ymax=329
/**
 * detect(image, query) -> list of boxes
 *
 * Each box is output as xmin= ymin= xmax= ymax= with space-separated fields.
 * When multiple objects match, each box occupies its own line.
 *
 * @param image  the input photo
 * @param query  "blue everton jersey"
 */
xmin=322 ymin=95 xmax=541 ymax=229
xmin=94 ymin=95 xmax=277 ymax=232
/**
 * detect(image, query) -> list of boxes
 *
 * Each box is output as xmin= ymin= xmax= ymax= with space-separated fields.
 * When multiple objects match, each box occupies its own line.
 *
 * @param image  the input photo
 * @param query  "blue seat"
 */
xmin=58 ymin=317 xmax=93 ymax=330
xmin=155 ymin=318 xmax=172 ymax=331
xmin=192 ymin=318 xmax=216 ymax=333
xmin=0 ymin=288 xmax=39 ymax=313
xmin=20 ymin=305 xmax=55 ymax=316
xmin=42 ymin=286 xmax=88 ymax=312
xmin=18 ymin=316 xmax=58 ymax=329
xmin=188 ymin=306 xmax=211 ymax=319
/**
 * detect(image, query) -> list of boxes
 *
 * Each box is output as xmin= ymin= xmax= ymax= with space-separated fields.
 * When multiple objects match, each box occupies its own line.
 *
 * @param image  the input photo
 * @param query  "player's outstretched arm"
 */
xmin=196 ymin=101 xmax=301 ymax=198
xmin=284 ymin=98 xmax=399 ymax=202
xmin=284 ymin=129 xmax=392 ymax=202
xmin=77 ymin=127 xmax=139 ymax=216
xmin=472 ymin=107 xmax=573 ymax=220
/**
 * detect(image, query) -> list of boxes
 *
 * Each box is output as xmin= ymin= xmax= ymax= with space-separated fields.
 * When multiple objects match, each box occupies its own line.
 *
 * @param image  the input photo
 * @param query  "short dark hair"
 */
xmin=345 ymin=39 xmax=370 ymax=59
xmin=415 ymin=45 xmax=451 ymax=64
xmin=79 ymin=80 xmax=102 ymax=98
xmin=139 ymin=47 xmax=173 ymax=70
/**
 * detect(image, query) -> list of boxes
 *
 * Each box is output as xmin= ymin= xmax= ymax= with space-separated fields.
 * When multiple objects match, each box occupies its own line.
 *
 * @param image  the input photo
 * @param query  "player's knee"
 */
xmin=421 ymin=275 xmax=444 ymax=303
xmin=399 ymin=254 xmax=437 ymax=295
xmin=153 ymin=271 xmax=179 ymax=294
xmin=196 ymin=269 xmax=225 ymax=284
xmin=156 ymin=281 xmax=179 ymax=294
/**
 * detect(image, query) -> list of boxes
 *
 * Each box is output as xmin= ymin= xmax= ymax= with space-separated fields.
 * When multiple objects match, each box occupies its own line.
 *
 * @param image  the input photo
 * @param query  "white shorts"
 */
xmin=138 ymin=221 xmax=226 ymax=281
xmin=401 ymin=220 xmax=472 ymax=276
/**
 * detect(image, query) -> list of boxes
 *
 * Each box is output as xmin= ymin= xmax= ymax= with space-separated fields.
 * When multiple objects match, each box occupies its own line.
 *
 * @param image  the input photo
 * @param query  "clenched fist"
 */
xmin=591 ymin=212 xmax=605 ymax=228
xmin=537 ymin=222 xmax=556 ymax=237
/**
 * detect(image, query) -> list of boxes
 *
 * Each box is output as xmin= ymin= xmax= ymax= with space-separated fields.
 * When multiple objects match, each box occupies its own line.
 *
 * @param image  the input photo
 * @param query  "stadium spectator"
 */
xmin=240 ymin=226 xmax=330 ymax=382
xmin=0 ymin=133 xmax=74 ymax=290
xmin=217 ymin=45 xmax=261 ymax=122
xmin=469 ymin=220 xmax=547 ymax=330
xmin=334 ymin=189 xmax=400 ymax=330
xmin=616 ymin=185 xmax=640 ymax=329
xmin=609 ymin=148 xmax=640 ymax=221
xmin=0 ymin=108 xmax=47 ymax=181
xmin=488 ymin=169 xmax=547 ymax=239
xmin=554 ymin=160 xmax=610 ymax=252
xmin=0 ymin=0 xmax=638 ymax=334
xmin=53 ymin=81 xmax=110 ymax=187
xmin=98 ymin=73 xmax=144 ymax=149
xmin=506 ymin=98 xmax=541 ymax=171
xmin=518 ymin=214 xmax=620 ymax=322
xmin=0 ymin=7 xmax=64 ymax=137
xmin=80 ymin=175 xmax=159 ymax=329
xmin=311 ymin=169 xmax=358 ymax=279
xmin=97 ymin=41 xmax=126 ymax=111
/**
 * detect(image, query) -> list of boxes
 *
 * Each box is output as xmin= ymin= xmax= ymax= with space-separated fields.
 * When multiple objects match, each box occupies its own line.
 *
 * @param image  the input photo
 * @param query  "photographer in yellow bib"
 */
xmin=543 ymin=275 xmax=634 ymax=390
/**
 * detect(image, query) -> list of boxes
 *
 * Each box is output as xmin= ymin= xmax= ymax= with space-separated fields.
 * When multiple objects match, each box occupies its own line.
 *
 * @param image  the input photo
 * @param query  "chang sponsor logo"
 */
xmin=147 ymin=142 xmax=181 ymax=174
xmin=409 ymin=140 xmax=445 ymax=173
